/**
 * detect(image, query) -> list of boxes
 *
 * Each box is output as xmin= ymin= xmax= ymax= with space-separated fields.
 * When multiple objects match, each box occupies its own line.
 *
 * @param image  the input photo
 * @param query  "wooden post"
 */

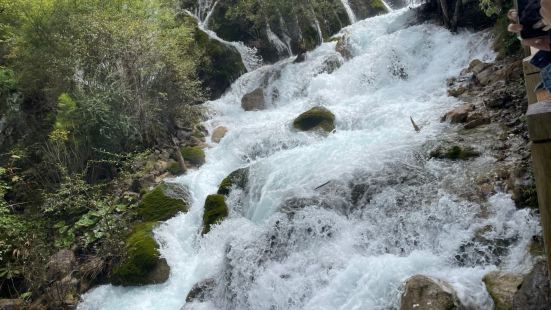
xmin=527 ymin=99 xmax=551 ymax=284
xmin=523 ymin=56 xmax=541 ymax=105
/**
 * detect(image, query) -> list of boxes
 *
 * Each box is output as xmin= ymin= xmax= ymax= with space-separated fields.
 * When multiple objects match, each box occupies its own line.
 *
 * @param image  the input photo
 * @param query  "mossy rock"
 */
xmin=193 ymin=18 xmax=246 ymax=99
xmin=168 ymin=161 xmax=184 ymax=176
xmin=293 ymin=107 xmax=335 ymax=132
xmin=111 ymin=222 xmax=169 ymax=286
xmin=430 ymin=145 xmax=479 ymax=161
xmin=202 ymin=194 xmax=228 ymax=235
xmin=181 ymin=146 xmax=206 ymax=167
xmin=138 ymin=184 xmax=188 ymax=222
xmin=217 ymin=167 xmax=249 ymax=196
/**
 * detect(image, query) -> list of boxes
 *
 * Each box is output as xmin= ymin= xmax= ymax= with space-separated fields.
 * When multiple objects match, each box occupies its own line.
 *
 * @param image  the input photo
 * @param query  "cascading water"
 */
xmin=79 ymin=7 xmax=540 ymax=310
xmin=189 ymin=0 xmax=262 ymax=71
xmin=340 ymin=0 xmax=357 ymax=23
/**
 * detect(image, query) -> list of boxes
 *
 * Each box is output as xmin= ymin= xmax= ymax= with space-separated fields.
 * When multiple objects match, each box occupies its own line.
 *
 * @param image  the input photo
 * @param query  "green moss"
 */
xmin=217 ymin=168 xmax=249 ymax=196
xmin=181 ymin=146 xmax=206 ymax=166
xmin=430 ymin=145 xmax=480 ymax=161
xmin=138 ymin=184 xmax=187 ymax=222
xmin=168 ymin=161 xmax=184 ymax=176
xmin=202 ymin=194 xmax=228 ymax=234
xmin=193 ymin=21 xmax=246 ymax=99
xmin=369 ymin=0 xmax=387 ymax=12
xmin=293 ymin=107 xmax=335 ymax=132
xmin=111 ymin=222 xmax=160 ymax=286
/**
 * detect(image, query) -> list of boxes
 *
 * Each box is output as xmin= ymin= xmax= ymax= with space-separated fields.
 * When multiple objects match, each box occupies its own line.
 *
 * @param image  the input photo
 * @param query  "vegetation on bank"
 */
xmin=0 ymin=0 xmax=223 ymax=304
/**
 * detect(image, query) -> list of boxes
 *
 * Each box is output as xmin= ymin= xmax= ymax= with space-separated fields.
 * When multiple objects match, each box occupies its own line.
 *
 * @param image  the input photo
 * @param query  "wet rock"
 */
xmin=0 ymin=299 xmax=25 ymax=310
xmin=468 ymin=59 xmax=491 ymax=75
xmin=46 ymin=249 xmax=76 ymax=282
xmin=211 ymin=126 xmax=228 ymax=143
xmin=336 ymin=34 xmax=353 ymax=60
xmin=400 ymin=275 xmax=462 ymax=310
xmin=512 ymin=260 xmax=551 ymax=309
xmin=218 ymin=167 xmax=249 ymax=196
xmin=241 ymin=88 xmax=266 ymax=111
xmin=430 ymin=145 xmax=479 ymax=161
xmin=202 ymin=194 xmax=228 ymax=234
xmin=441 ymin=104 xmax=475 ymax=124
xmin=186 ymin=279 xmax=216 ymax=303
xmin=292 ymin=106 xmax=336 ymax=132
xmin=447 ymin=73 xmax=473 ymax=97
xmin=483 ymin=271 xmax=523 ymax=310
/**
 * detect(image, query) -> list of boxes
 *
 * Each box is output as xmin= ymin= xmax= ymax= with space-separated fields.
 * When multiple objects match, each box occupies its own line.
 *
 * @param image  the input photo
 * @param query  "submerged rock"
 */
xmin=241 ymin=88 xmax=266 ymax=111
xmin=292 ymin=107 xmax=335 ymax=132
xmin=218 ymin=167 xmax=249 ymax=196
xmin=180 ymin=146 xmax=206 ymax=167
xmin=202 ymin=194 xmax=229 ymax=234
xmin=483 ymin=271 xmax=523 ymax=310
xmin=400 ymin=275 xmax=462 ymax=310
xmin=137 ymin=184 xmax=188 ymax=222
xmin=111 ymin=222 xmax=170 ymax=286
xmin=212 ymin=126 xmax=228 ymax=143
xmin=430 ymin=145 xmax=479 ymax=161
xmin=186 ymin=279 xmax=216 ymax=303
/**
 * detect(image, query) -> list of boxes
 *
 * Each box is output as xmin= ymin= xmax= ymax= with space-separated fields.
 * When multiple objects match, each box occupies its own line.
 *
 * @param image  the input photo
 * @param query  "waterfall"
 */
xmin=195 ymin=0 xmax=217 ymax=25
xmin=340 ymin=0 xmax=357 ymax=23
xmin=313 ymin=18 xmax=324 ymax=43
xmin=185 ymin=10 xmax=262 ymax=71
xmin=79 ymin=7 xmax=539 ymax=310
xmin=266 ymin=25 xmax=293 ymax=57
xmin=382 ymin=0 xmax=394 ymax=12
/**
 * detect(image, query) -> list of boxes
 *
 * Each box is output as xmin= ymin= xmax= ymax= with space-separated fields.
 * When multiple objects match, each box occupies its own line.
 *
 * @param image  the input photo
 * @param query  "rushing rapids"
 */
xmin=79 ymin=7 xmax=540 ymax=310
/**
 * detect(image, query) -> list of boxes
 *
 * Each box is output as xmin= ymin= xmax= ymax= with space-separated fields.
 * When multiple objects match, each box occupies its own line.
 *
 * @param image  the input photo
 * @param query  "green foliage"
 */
xmin=292 ymin=106 xmax=336 ymax=132
xmin=137 ymin=184 xmax=187 ymax=222
xmin=111 ymin=222 xmax=161 ymax=286
xmin=217 ymin=168 xmax=249 ymax=196
xmin=202 ymin=194 xmax=228 ymax=234
xmin=167 ymin=162 xmax=184 ymax=175
xmin=181 ymin=146 xmax=206 ymax=166
xmin=479 ymin=0 xmax=503 ymax=17
xmin=0 ymin=0 xmax=205 ymax=172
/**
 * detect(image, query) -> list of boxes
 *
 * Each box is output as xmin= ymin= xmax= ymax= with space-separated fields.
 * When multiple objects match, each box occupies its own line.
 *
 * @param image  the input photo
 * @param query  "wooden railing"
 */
xmin=523 ymin=49 xmax=551 ymax=283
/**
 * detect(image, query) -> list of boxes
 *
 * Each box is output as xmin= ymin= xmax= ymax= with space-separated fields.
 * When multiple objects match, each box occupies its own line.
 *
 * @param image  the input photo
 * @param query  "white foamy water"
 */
xmin=79 ymin=8 xmax=540 ymax=310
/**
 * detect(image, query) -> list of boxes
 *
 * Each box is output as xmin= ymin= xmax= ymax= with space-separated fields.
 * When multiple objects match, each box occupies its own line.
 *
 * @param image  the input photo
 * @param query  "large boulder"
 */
xmin=400 ymin=275 xmax=462 ymax=310
xmin=192 ymin=17 xmax=246 ymax=100
xmin=483 ymin=271 xmax=523 ymax=310
xmin=111 ymin=222 xmax=170 ymax=286
xmin=202 ymin=194 xmax=228 ymax=234
xmin=292 ymin=107 xmax=336 ymax=132
xmin=241 ymin=88 xmax=266 ymax=111
xmin=137 ymin=184 xmax=188 ymax=222
xmin=218 ymin=167 xmax=249 ymax=196
xmin=512 ymin=260 xmax=551 ymax=309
